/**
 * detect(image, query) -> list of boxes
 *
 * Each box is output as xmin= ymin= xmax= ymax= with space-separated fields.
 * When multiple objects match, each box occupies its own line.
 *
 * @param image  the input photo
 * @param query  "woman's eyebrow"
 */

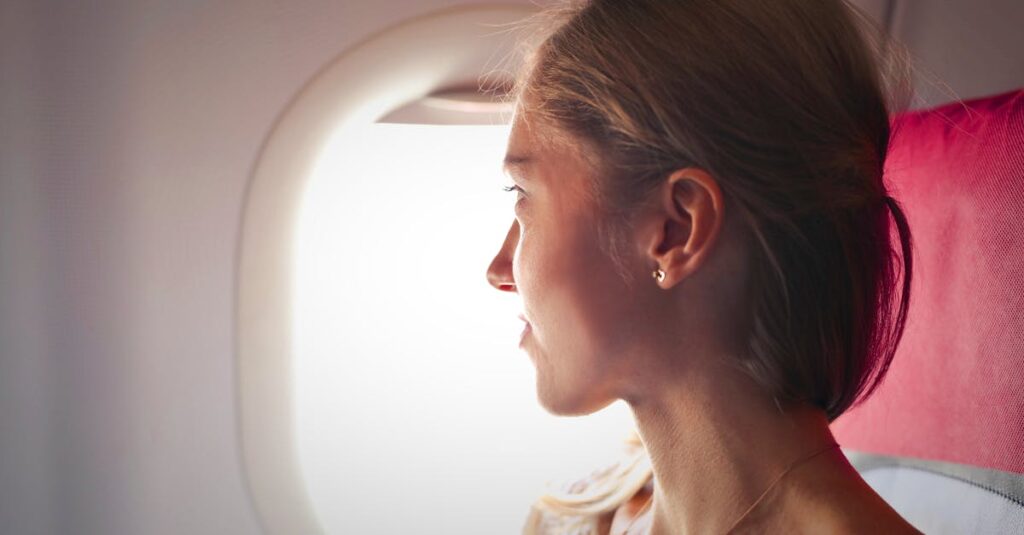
xmin=503 ymin=154 xmax=534 ymax=179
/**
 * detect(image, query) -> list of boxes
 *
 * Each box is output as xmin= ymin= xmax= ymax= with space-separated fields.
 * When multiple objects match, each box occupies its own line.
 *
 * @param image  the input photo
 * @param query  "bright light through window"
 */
xmin=294 ymin=122 xmax=637 ymax=534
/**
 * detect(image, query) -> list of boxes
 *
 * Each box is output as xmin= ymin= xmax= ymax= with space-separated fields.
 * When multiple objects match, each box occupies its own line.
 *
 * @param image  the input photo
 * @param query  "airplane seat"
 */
xmin=832 ymin=88 xmax=1024 ymax=534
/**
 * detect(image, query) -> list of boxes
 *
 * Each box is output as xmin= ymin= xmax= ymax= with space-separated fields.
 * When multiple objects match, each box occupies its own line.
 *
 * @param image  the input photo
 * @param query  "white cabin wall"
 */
xmin=2 ymin=2 xmax=59 ymax=533
xmin=888 ymin=0 xmax=1024 ymax=108
xmin=0 ymin=1 xmax=525 ymax=534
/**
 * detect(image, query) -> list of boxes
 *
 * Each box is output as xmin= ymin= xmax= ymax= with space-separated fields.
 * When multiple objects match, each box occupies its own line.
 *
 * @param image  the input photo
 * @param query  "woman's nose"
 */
xmin=486 ymin=220 xmax=519 ymax=293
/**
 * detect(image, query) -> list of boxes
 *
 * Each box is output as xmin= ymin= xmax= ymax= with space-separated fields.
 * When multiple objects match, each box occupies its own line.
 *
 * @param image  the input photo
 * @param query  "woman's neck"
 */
xmin=626 ymin=362 xmax=837 ymax=535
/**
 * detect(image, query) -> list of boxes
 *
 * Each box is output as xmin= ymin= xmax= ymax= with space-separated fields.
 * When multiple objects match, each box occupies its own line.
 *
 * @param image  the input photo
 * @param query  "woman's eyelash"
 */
xmin=502 ymin=184 xmax=524 ymax=194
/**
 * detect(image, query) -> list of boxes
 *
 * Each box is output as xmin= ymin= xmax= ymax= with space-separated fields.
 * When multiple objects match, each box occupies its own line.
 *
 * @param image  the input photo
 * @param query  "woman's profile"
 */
xmin=485 ymin=0 xmax=920 ymax=533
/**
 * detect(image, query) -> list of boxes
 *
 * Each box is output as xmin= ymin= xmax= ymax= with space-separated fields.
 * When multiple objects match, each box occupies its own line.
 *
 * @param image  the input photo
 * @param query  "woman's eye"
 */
xmin=502 ymin=184 xmax=526 ymax=202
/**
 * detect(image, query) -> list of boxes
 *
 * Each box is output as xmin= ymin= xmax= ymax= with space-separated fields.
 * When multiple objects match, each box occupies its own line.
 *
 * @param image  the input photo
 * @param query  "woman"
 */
xmin=486 ymin=0 xmax=919 ymax=533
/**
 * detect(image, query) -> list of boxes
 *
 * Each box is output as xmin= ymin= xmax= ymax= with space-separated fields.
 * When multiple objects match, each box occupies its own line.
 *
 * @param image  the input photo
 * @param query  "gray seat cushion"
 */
xmin=847 ymin=450 xmax=1024 ymax=534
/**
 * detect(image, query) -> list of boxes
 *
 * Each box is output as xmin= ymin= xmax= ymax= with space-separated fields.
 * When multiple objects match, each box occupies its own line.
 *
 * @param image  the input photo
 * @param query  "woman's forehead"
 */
xmin=509 ymin=108 xmax=574 ymax=150
xmin=506 ymin=111 xmax=599 ymax=180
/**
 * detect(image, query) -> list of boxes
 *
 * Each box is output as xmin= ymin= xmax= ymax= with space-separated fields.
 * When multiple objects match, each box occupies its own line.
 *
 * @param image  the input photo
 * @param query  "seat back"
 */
xmin=833 ymin=89 xmax=1024 ymax=533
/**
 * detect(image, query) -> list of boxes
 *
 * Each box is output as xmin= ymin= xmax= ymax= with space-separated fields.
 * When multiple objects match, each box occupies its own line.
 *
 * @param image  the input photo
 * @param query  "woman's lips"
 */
xmin=518 ymin=316 xmax=531 ymax=346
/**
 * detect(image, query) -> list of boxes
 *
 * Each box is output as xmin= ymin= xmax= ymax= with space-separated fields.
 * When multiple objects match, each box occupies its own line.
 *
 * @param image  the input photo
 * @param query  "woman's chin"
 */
xmin=536 ymin=377 xmax=612 ymax=417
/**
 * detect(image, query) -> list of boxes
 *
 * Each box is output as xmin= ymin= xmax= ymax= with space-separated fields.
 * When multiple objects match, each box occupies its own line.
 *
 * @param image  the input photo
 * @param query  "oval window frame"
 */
xmin=235 ymin=5 xmax=534 ymax=534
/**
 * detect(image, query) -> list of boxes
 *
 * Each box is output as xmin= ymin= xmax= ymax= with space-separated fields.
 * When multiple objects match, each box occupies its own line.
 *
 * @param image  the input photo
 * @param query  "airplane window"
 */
xmin=292 ymin=121 xmax=636 ymax=534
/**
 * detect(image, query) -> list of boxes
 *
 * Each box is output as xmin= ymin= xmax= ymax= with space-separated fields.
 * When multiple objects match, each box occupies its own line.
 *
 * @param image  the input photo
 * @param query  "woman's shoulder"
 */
xmin=521 ymin=430 xmax=653 ymax=535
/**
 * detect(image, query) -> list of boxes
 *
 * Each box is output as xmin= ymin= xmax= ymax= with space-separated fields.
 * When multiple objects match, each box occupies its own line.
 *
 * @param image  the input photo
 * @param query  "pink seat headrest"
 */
xmin=833 ymin=89 xmax=1024 ymax=475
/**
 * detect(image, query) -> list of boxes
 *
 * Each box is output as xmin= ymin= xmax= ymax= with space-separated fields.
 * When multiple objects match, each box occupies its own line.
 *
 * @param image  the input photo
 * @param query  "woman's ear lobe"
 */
xmin=647 ymin=168 xmax=725 ymax=287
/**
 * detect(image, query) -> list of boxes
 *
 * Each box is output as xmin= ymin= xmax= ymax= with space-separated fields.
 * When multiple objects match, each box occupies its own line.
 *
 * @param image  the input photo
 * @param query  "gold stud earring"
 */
xmin=652 ymin=268 xmax=665 ymax=283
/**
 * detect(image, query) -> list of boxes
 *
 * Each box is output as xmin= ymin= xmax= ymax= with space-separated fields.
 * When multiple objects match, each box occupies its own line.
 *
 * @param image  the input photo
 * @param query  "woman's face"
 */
xmin=487 ymin=110 xmax=654 ymax=416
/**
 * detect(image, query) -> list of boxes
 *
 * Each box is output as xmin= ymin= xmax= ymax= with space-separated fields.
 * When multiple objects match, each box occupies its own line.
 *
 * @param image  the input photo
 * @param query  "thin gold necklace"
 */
xmin=726 ymin=441 xmax=840 ymax=533
xmin=621 ymin=442 xmax=840 ymax=535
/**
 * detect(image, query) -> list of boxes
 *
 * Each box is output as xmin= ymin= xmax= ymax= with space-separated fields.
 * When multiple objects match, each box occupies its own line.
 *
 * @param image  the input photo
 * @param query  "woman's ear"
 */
xmin=645 ymin=167 xmax=725 ymax=288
